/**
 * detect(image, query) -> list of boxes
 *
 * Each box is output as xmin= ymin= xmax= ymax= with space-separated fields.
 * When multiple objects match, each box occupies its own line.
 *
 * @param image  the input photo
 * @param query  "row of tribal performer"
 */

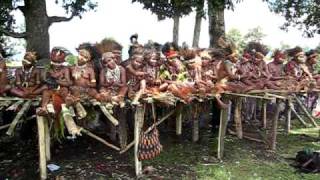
xmin=0 ymin=38 xmax=319 ymax=114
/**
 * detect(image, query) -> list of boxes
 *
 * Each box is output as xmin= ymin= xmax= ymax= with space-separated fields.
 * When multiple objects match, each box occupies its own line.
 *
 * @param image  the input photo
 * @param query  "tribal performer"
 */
xmin=37 ymin=47 xmax=72 ymax=115
xmin=305 ymin=49 xmax=320 ymax=85
xmin=246 ymin=42 xmax=281 ymax=90
xmin=65 ymin=49 xmax=101 ymax=119
xmin=143 ymin=49 xmax=163 ymax=93
xmin=285 ymin=46 xmax=314 ymax=91
xmin=214 ymin=38 xmax=253 ymax=94
xmin=126 ymin=53 xmax=148 ymax=105
xmin=99 ymin=52 xmax=128 ymax=104
xmin=267 ymin=49 xmax=286 ymax=79
xmin=159 ymin=43 xmax=195 ymax=103
xmin=10 ymin=52 xmax=42 ymax=98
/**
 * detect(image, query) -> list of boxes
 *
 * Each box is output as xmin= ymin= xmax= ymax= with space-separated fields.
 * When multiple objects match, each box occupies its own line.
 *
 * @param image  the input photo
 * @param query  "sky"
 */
xmin=11 ymin=0 xmax=320 ymax=60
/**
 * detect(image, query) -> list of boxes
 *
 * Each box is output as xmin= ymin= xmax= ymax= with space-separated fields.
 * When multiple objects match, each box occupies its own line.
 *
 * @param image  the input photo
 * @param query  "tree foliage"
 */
xmin=226 ymin=28 xmax=246 ymax=52
xmin=132 ymin=0 xmax=242 ymax=20
xmin=0 ymin=0 xmax=97 ymax=38
xmin=244 ymin=26 xmax=266 ymax=42
xmin=266 ymin=0 xmax=320 ymax=37
xmin=132 ymin=0 xmax=194 ymax=20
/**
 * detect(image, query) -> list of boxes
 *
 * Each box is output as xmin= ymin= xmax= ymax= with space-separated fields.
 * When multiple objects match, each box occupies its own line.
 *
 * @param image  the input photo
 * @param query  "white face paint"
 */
xmin=297 ymin=55 xmax=306 ymax=63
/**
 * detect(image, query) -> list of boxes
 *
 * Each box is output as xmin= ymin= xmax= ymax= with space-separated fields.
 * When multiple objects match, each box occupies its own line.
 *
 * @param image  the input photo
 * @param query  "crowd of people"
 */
xmin=0 ymin=35 xmax=319 ymax=114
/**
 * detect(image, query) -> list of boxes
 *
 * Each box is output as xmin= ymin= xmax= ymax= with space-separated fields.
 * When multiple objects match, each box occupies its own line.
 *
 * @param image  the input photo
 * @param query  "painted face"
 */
xmin=275 ymin=53 xmax=286 ymax=64
xmin=308 ymin=54 xmax=318 ymax=65
xmin=147 ymin=53 xmax=158 ymax=66
xmin=297 ymin=54 xmax=306 ymax=64
xmin=229 ymin=53 xmax=238 ymax=63
xmin=132 ymin=55 xmax=144 ymax=69
xmin=22 ymin=59 xmax=33 ymax=69
xmin=78 ymin=50 xmax=91 ymax=65
xmin=112 ymin=50 xmax=122 ymax=64
xmin=103 ymin=57 xmax=116 ymax=69
xmin=50 ymin=50 xmax=66 ymax=63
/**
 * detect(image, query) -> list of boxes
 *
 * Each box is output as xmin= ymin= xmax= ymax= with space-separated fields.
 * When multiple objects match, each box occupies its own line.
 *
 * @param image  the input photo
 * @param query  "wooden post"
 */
xmin=43 ymin=117 xmax=50 ymax=161
xmin=234 ymin=98 xmax=243 ymax=139
xmin=286 ymin=98 xmax=292 ymax=134
xmin=217 ymin=103 xmax=229 ymax=159
xmin=192 ymin=103 xmax=199 ymax=142
xmin=270 ymin=99 xmax=281 ymax=151
xmin=37 ymin=115 xmax=47 ymax=180
xmin=262 ymin=100 xmax=267 ymax=129
xmin=118 ymin=108 xmax=128 ymax=149
xmin=99 ymin=105 xmax=119 ymax=126
xmin=176 ymin=104 xmax=182 ymax=136
xmin=134 ymin=105 xmax=145 ymax=176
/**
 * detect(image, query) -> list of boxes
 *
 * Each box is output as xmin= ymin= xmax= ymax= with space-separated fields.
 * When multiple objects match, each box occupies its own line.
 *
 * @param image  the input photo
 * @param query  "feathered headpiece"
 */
xmin=50 ymin=47 xmax=72 ymax=63
xmin=95 ymin=38 xmax=123 ymax=54
xmin=23 ymin=51 xmax=38 ymax=65
xmin=162 ymin=42 xmax=179 ymax=58
xmin=286 ymin=46 xmax=304 ymax=58
xmin=245 ymin=41 xmax=269 ymax=59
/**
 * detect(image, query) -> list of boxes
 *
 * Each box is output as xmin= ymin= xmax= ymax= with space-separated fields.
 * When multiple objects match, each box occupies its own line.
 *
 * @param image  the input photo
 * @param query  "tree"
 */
xmin=226 ymin=28 xmax=245 ymax=52
xmin=0 ymin=0 xmax=97 ymax=59
xmin=207 ymin=0 xmax=243 ymax=48
xmin=266 ymin=0 xmax=320 ymax=37
xmin=132 ymin=0 xmax=194 ymax=45
xmin=244 ymin=26 xmax=266 ymax=42
xmin=192 ymin=0 xmax=205 ymax=48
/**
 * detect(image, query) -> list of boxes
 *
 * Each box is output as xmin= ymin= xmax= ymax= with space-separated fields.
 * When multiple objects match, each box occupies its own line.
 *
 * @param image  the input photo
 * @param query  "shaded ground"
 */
xmin=1 ymin=123 xmax=320 ymax=180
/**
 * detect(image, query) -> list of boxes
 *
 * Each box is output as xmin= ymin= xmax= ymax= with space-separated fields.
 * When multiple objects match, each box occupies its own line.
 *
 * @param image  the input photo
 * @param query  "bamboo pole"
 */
xmin=176 ymin=103 xmax=182 ymax=135
xmin=0 ymin=97 xmax=40 ymax=101
xmin=228 ymin=129 xmax=265 ymax=143
xmin=120 ymin=109 xmax=176 ymax=154
xmin=43 ymin=117 xmax=51 ymax=161
xmin=80 ymin=128 xmax=120 ymax=151
xmin=262 ymin=100 xmax=267 ymax=129
xmin=0 ymin=124 xmax=10 ymax=130
xmin=134 ymin=105 xmax=145 ymax=176
xmin=265 ymin=93 xmax=287 ymax=100
xmin=234 ymin=98 xmax=243 ymax=139
xmin=286 ymin=98 xmax=292 ymax=134
xmin=75 ymin=102 xmax=87 ymax=119
xmin=62 ymin=104 xmax=81 ymax=137
xmin=99 ymin=105 xmax=119 ymax=126
xmin=270 ymin=99 xmax=281 ymax=151
xmin=289 ymin=103 xmax=308 ymax=127
xmin=6 ymin=100 xmax=32 ymax=136
xmin=37 ymin=115 xmax=47 ymax=180
xmin=293 ymin=95 xmax=318 ymax=127
xmin=218 ymin=103 xmax=229 ymax=159
xmin=223 ymin=92 xmax=275 ymax=100
xmin=6 ymin=100 xmax=24 ymax=111
xmin=192 ymin=103 xmax=199 ymax=142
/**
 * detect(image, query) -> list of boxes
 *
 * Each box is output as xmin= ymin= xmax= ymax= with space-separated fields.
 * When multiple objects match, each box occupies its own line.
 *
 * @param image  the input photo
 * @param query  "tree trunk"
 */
xmin=192 ymin=0 xmax=204 ymax=48
xmin=208 ymin=4 xmax=225 ymax=48
xmin=173 ymin=15 xmax=180 ymax=45
xmin=24 ymin=0 xmax=50 ymax=59
xmin=192 ymin=11 xmax=202 ymax=48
